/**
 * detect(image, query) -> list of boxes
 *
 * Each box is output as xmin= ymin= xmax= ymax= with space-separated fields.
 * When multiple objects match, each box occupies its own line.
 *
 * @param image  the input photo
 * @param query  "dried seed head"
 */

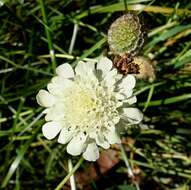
xmin=108 ymin=13 xmax=144 ymax=55
xmin=134 ymin=56 xmax=156 ymax=82
xmin=113 ymin=54 xmax=140 ymax=75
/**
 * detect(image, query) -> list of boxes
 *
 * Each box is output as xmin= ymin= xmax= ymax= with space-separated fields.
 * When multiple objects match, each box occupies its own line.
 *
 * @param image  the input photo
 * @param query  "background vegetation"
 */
xmin=0 ymin=0 xmax=191 ymax=189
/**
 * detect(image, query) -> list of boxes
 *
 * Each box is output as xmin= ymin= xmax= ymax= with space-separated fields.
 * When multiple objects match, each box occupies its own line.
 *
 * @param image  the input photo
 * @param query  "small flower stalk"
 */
xmin=37 ymin=57 xmax=143 ymax=161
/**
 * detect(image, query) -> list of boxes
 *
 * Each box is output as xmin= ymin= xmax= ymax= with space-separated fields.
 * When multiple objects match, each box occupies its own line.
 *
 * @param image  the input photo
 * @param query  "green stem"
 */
xmin=76 ymin=3 xmax=191 ymax=19
xmin=38 ymin=0 xmax=56 ymax=73
xmin=68 ymin=159 xmax=76 ymax=190
xmin=54 ymin=157 xmax=84 ymax=190
xmin=139 ymin=94 xmax=191 ymax=107
xmin=120 ymin=144 xmax=134 ymax=177
xmin=143 ymin=85 xmax=154 ymax=112
xmin=69 ymin=23 xmax=79 ymax=54
xmin=120 ymin=144 xmax=141 ymax=190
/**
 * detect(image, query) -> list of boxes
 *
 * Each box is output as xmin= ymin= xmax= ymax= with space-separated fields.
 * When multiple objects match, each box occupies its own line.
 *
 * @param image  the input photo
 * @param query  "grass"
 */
xmin=0 ymin=0 xmax=191 ymax=189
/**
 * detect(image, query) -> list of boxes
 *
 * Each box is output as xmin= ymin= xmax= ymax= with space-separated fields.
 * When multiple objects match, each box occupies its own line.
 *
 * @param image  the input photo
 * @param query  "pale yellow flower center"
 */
xmin=62 ymin=80 xmax=119 ymax=131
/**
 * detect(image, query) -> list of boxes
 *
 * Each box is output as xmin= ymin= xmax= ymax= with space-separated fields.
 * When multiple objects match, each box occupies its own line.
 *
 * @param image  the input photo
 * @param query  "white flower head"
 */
xmin=36 ymin=57 xmax=143 ymax=161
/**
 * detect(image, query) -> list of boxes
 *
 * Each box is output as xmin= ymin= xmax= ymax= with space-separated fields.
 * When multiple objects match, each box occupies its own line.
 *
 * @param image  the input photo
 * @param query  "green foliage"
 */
xmin=118 ymin=185 xmax=137 ymax=190
xmin=0 ymin=0 xmax=191 ymax=189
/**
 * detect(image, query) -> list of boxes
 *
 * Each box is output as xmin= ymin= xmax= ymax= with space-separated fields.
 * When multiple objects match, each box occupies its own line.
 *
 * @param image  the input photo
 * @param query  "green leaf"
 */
xmin=1 ymin=125 xmax=41 ymax=188
xmin=118 ymin=185 xmax=137 ymax=190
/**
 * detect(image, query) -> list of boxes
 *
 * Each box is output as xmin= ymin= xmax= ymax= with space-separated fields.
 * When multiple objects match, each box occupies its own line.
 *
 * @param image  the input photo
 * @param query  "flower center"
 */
xmin=63 ymin=79 xmax=120 ymax=131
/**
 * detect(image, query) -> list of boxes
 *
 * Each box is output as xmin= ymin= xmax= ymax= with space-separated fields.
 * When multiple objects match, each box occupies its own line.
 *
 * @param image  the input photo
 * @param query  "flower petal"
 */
xmin=126 ymin=96 xmax=137 ymax=104
xmin=44 ymin=104 xmax=65 ymax=121
xmin=42 ymin=121 xmax=62 ymax=140
xmin=89 ymin=130 xmax=110 ymax=149
xmin=47 ymin=78 xmax=73 ymax=96
xmin=116 ymin=75 xmax=135 ymax=99
xmin=104 ymin=129 xmax=121 ymax=144
xmin=97 ymin=57 xmax=112 ymax=75
xmin=66 ymin=132 xmax=87 ymax=156
xmin=36 ymin=90 xmax=56 ymax=107
xmin=122 ymin=108 xmax=143 ymax=124
xmin=75 ymin=61 xmax=95 ymax=76
xmin=119 ymin=75 xmax=136 ymax=90
xmin=75 ymin=61 xmax=98 ymax=85
xmin=115 ymin=90 xmax=133 ymax=100
xmin=58 ymin=127 xmax=74 ymax=144
xmin=56 ymin=63 xmax=74 ymax=78
xmin=96 ymin=134 xmax=110 ymax=149
xmin=102 ymin=69 xmax=118 ymax=89
xmin=83 ymin=142 xmax=99 ymax=161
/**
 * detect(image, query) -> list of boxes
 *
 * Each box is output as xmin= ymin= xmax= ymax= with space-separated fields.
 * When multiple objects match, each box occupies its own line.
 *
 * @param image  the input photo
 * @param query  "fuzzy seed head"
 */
xmin=134 ymin=56 xmax=156 ymax=82
xmin=108 ymin=14 xmax=143 ymax=55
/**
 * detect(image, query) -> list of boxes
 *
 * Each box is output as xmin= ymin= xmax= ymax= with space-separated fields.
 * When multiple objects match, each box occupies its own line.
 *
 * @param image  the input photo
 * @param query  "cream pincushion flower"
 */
xmin=36 ymin=57 xmax=143 ymax=161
